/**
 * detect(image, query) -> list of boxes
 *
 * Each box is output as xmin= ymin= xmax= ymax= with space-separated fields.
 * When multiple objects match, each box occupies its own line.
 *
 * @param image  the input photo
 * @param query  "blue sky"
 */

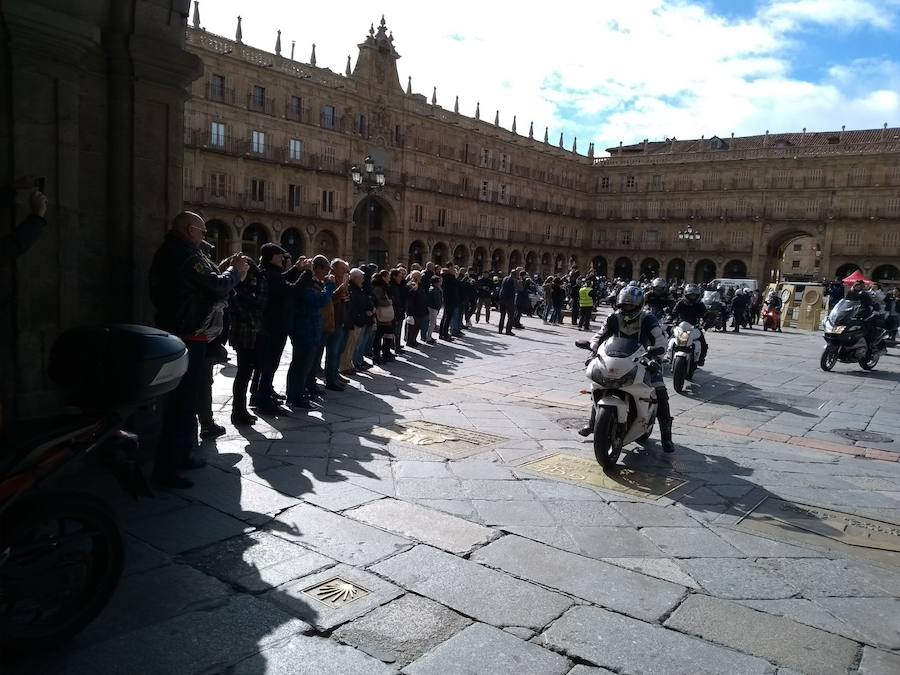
xmin=197 ymin=0 xmax=900 ymax=155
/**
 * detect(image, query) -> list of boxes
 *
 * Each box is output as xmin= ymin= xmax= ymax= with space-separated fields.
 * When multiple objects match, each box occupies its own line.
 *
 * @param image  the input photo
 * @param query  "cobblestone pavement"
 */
xmin=17 ymin=310 xmax=900 ymax=675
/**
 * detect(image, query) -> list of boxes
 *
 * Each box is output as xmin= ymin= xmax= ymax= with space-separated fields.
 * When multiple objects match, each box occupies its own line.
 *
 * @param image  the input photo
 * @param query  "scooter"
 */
xmin=821 ymin=300 xmax=887 ymax=371
xmin=762 ymin=305 xmax=781 ymax=331
xmin=575 ymin=338 xmax=665 ymax=468
xmin=0 ymin=324 xmax=187 ymax=655
xmin=667 ymin=321 xmax=702 ymax=393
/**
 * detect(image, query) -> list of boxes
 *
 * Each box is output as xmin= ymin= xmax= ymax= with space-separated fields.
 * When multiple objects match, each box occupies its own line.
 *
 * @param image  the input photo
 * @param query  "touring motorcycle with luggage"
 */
xmin=820 ymin=299 xmax=888 ymax=371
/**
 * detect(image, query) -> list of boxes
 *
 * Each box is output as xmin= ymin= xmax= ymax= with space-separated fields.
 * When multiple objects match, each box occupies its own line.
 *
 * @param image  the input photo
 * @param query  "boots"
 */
xmin=231 ymin=394 xmax=257 ymax=426
xmin=659 ymin=419 xmax=675 ymax=453
xmin=578 ymin=406 xmax=596 ymax=437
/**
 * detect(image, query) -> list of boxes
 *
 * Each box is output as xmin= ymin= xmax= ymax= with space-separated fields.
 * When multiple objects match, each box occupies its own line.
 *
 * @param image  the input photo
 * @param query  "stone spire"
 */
xmin=192 ymin=1 xmax=201 ymax=29
xmin=345 ymin=55 xmax=352 ymax=76
xmin=406 ymin=76 xmax=412 ymax=95
xmin=275 ymin=30 xmax=281 ymax=56
xmin=544 ymin=126 xmax=549 ymax=143
xmin=475 ymin=102 xmax=480 ymax=120
xmin=310 ymin=43 xmax=317 ymax=66
xmin=572 ymin=137 xmax=577 ymax=153
xmin=559 ymin=132 xmax=564 ymax=148
xmin=235 ymin=15 xmax=242 ymax=43
xmin=529 ymin=121 xmax=534 ymax=138
xmin=512 ymin=115 xmax=517 ymax=134
xmin=291 ymin=40 xmax=295 ymax=60
xmin=454 ymin=95 xmax=459 ymax=113
xmin=432 ymin=86 xmax=437 ymax=105
xmin=354 ymin=16 xmax=402 ymax=92
xmin=587 ymin=142 xmax=595 ymax=159
xmin=494 ymin=110 xmax=499 ymax=126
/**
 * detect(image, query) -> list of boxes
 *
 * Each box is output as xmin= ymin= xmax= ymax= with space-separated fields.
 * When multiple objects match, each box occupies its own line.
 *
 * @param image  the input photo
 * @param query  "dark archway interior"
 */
xmin=205 ymin=219 xmax=229 ymax=263
xmin=873 ymin=264 xmax=899 ymax=281
xmin=592 ymin=256 xmax=607 ymax=277
xmin=724 ymin=259 xmax=748 ymax=278
xmin=667 ymin=258 xmax=685 ymax=282
xmin=640 ymin=257 xmax=659 ymax=279
xmin=695 ymin=258 xmax=717 ymax=283
xmin=241 ymin=224 xmax=269 ymax=259
xmin=280 ymin=228 xmax=303 ymax=260
xmin=614 ymin=256 xmax=633 ymax=279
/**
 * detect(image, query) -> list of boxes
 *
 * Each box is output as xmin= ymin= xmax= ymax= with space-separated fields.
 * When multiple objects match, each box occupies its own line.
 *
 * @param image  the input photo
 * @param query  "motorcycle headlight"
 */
xmin=831 ymin=325 xmax=845 ymax=334
xmin=677 ymin=332 xmax=690 ymax=345
xmin=594 ymin=366 xmax=637 ymax=388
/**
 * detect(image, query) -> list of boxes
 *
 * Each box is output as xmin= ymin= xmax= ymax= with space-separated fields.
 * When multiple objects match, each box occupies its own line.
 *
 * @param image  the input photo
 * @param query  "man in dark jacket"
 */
xmin=149 ymin=211 xmax=247 ymax=488
xmin=389 ymin=269 xmax=408 ymax=351
xmin=568 ymin=266 xmax=580 ymax=325
xmin=475 ymin=273 xmax=493 ymax=324
xmin=498 ymin=271 xmax=517 ymax=335
xmin=439 ymin=264 xmax=460 ymax=340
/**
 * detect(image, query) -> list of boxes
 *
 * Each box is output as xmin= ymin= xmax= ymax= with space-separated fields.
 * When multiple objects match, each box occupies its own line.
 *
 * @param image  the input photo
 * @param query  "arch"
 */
xmin=525 ymin=250 xmax=538 ymax=273
xmin=314 ymin=229 xmax=339 ymax=260
xmin=724 ymin=259 xmax=748 ymax=278
xmin=491 ymin=248 xmax=506 ymax=273
xmin=473 ymin=246 xmax=488 ymax=273
xmin=241 ymin=222 xmax=270 ymax=259
xmin=873 ymin=264 xmax=899 ymax=282
xmin=592 ymin=255 xmax=607 ymax=278
xmin=835 ymin=262 xmax=859 ymax=279
xmin=694 ymin=258 xmax=717 ymax=283
xmin=408 ymin=240 xmax=426 ymax=265
xmin=453 ymin=244 xmax=469 ymax=268
xmin=639 ymin=257 xmax=660 ymax=279
xmin=613 ymin=256 xmax=633 ymax=280
xmin=432 ymin=241 xmax=449 ymax=265
xmin=352 ymin=195 xmax=395 ymax=263
xmin=369 ymin=236 xmax=389 ymax=269
xmin=280 ymin=227 xmax=304 ymax=260
xmin=509 ymin=249 xmax=523 ymax=271
xmin=667 ymin=258 xmax=686 ymax=283
xmin=763 ymin=228 xmax=821 ymax=284
xmin=205 ymin=218 xmax=230 ymax=263
xmin=554 ymin=254 xmax=565 ymax=273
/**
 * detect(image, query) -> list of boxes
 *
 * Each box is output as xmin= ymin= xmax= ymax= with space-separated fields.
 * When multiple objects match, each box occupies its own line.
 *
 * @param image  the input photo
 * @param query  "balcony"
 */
xmin=285 ymin=103 xmax=313 ymax=124
xmin=205 ymin=83 xmax=235 ymax=105
xmin=247 ymin=93 xmax=275 ymax=116
xmin=184 ymin=187 xmax=348 ymax=221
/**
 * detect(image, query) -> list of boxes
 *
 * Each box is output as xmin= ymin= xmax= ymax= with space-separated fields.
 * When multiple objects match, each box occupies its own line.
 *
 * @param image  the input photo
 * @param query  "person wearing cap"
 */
xmin=228 ymin=254 xmax=267 ymax=425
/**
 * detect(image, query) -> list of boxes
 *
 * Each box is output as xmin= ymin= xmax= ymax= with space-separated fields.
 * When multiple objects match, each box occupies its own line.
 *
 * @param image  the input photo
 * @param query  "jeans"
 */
xmin=286 ymin=335 xmax=316 ymax=402
xmin=252 ymin=332 xmax=287 ymax=400
xmin=450 ymin=306 xmax=462 ymax=334
xmin=543 ymin=303 xmax=553 ymax=321
xmin=476 ymin=297 xmax=491 ymax=322
xmin=440 ymin=304 xmax=457 ymax=337
xmin=154 ymin=341 xmax=206 ymax=479
xmin=325 ymin=326 xmax=347 ymax=384
xmin=353 ymin=323 xmax=373 ymax=366
xmin=427 ymin=308 xmax=439 ymax=339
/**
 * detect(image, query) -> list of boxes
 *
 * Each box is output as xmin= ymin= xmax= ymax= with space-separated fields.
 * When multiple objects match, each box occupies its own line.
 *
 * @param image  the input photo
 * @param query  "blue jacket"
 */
xmin=291 ymin=270 xmax=335 ymax=343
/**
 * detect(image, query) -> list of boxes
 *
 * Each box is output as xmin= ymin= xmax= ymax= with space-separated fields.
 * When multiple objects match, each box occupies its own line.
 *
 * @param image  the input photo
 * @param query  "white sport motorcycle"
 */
xmin=576 ymin=338 xmax=665 ymax=468
xmin=667 ymin=321 xmax=702 ymax=393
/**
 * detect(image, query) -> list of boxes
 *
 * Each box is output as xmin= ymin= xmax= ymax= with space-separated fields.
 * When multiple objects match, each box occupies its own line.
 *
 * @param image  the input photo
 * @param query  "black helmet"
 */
xmin=684 ymin=283 xmax=701 ymax=303
xmin=616 ymin=286 xmax=645 ymax=320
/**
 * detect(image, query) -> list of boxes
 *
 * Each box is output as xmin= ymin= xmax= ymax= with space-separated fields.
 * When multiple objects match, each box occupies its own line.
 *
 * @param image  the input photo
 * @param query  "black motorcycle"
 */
xmin=820 ymin=300 xmax=888 ymax=371
xmin=0 ymin=324 xmax=186 ymax=655
xmin=701 ymin=292 xmax=726 ymax=331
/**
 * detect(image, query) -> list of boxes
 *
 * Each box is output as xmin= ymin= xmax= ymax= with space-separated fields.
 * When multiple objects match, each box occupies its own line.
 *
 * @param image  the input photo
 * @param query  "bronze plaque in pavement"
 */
xmin=301 ymin=577 xmax=370 ymax=608
xmin=363 ymin=421 xmax=506 ymax=459
xmin=736 ymin=497 xmax=900 ymax=566
xmin=521 ymin=453 xmax=689 ymax=500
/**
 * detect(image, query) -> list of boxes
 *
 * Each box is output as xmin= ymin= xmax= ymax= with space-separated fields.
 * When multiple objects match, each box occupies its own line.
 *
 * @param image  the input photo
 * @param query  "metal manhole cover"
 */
xmin=831 ymin=429 xmax=893 ymax=444
xmin=555 ymin=417 xmax=586 ymax=430
xmin=521 ymin=453 xmax=688 ymax=500
xmin=363 ymin=421 xmax=506 ymax=459
xmin=301 ymin=577 xmax=370 ymax=608
xmin=735 ymin=497 xmax=900 ymax=566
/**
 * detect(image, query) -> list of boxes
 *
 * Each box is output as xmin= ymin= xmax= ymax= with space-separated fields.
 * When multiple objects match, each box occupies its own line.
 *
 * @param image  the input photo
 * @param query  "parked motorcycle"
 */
xmin=576 ymin=338 xmax=666 ymax=468
xmin=762 ymin=305 xmax=781 ymax=332
xmin=0 ymin=324 xmax=187 ymax=655
xmin=667 ymin=321 xmax=702 ymax=393
xmin=820 ymin=300 xmax=887 ymax=372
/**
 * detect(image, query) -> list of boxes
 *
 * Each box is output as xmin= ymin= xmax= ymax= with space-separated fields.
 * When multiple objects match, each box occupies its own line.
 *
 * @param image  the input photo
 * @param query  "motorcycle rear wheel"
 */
xmin=0 ymin=492 xmax=124 ymax=656
xmin=820 ymin=347 xmax=838 ymax=372
xmin=593 ymin=407 xmax=621 ymax=468
xmin=859 ymin=352 xmax=880 ymax=371
xmin=673 ymin=358 xmax=687 ymax=393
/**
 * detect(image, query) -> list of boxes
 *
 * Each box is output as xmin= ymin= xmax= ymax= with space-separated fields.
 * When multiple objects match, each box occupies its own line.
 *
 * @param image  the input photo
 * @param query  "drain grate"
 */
xmin=301 ymin=577 xmax=370 ymax=608
xmin=831 ymin=429 xmax=893 ymax=444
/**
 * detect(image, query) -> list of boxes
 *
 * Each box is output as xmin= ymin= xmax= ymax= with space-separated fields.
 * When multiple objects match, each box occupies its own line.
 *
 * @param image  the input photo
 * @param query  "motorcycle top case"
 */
xmin=48 ymin=324 xmax=187 ymax=409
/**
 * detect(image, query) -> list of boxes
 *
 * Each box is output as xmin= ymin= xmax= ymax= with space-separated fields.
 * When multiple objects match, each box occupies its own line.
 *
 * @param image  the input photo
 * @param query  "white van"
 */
xmin=711 ymin=278 xmax=759 ymax=292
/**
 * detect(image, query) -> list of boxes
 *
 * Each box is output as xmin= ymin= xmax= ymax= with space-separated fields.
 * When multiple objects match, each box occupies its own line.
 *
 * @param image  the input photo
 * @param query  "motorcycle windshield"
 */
xmin=828 ymin=299 xmax=859 ymax=325
xmin=603 ymin=336 xmax=641 ymax=358
xmin=702 ymin=291 xmax=720 ymax=305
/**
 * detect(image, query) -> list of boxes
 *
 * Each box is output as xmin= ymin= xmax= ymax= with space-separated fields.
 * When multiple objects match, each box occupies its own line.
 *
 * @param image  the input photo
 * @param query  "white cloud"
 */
xmin=761 ymin=0 xmax=895 ymax=31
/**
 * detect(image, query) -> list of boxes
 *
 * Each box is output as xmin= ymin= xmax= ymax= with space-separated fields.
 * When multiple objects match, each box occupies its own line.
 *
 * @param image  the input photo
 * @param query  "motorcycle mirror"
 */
xmin=575 ymin=340 xmax=591 ymax=350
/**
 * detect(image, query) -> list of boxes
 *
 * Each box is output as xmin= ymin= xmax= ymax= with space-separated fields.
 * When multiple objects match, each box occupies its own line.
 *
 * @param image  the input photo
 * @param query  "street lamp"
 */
xmin=350 ymin=155 xmax=385 ymax=265
xmin=677 ymin=225 xmax=701 ymax=281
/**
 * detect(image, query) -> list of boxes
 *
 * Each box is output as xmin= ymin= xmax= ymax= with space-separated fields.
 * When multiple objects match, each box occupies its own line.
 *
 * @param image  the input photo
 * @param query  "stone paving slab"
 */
xmin=126 ymin=503 xmax=251 ymax=555
xmin=270 ymin=502 xmax=412 ymax=565
xmin=610 ymin=501 xmax=703 ymax=527
xmin=640 ymin=526 xmax=744 ymax=557
xmin=601 ymin=557 xmax=702 ymax=589
xmin=815 ymin=597 xmax=900 ymax=649
xmin=403 ymin=622 xmax=571 ymax=675
xmin=677 ymin=558 xmax=799 ymax=599
xmin=738 ymin=599 xmax=870 ymax=643
xmin=332 ymin=594 xmax=471 ymax=667
xmin=539 ymin=605 xmax=775 ymax=674
xmin=344 ymin=499 xmax=497 ymax=554
xmin=858 ymin=646 xmax=900 ymax=675
xmin=369 ymin=545 xmax=573 ymax=630
xmin=231 ymin=634 xmax=397 ymax=675
xmin=473 ymin=535 xmax=686 ymax=622
xmin=252 ymin=464 xmax=384 ymax=511
xmin=665 ymin=594 xmax=859 ymax=675
xmin=757 ymin=557 xmax=900 ymax=597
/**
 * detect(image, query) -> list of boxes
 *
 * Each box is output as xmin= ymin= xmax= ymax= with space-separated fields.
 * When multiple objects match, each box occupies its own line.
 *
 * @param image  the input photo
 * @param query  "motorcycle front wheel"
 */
xmin=672 ymin=358 xmax=688 ymax=393
xmin=820 ymin=346 xmax=838 ymax=372
xmin=593 ymin=407 xmax=621 ymax=468
xmin=0 ymin=492 xmax=124 ymax=656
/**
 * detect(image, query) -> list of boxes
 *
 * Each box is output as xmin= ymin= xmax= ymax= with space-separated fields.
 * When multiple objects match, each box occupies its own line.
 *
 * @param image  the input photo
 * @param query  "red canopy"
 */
xmin=842 ymin=269 xmax=873 ymax=286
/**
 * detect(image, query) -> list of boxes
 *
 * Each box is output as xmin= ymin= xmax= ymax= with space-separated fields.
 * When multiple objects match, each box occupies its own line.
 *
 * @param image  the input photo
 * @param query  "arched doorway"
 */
xmin=369 ymin=237 xmax=389 ymax=269
xmin=453 ymin=244 xmax=469 ymax=268
xmin=280 ymin=227 xmax=304 ymax=260
xmin=639 ymin=257 xmax=659 ymax=279
xmin=667 ymin=258 xmax=685 ymax=283
xmin=205 ymin=219 xmax=230 ymax=263
xmin=408 ymin=240 xmax=426 ymax=265
xmin=432 ymin=242 xmax=449 ymax=265
xmin=473 ymin=246 xmax=488 ymax=273
xmin=315 ymin=229 xmax=339 ymax=260
xmin=835 ymin=262 xmax=859 ymax=279
xmin=491 ymin=248 xmax=506 ymax=273
xmin=352 ymin=196 xmax=393 ymax=264
xmin=592 ymin=256 xmax=607 ymax=278
xmin=724 ymin=259 xmax=747 ymax=278
xmin=613 ymin=256 xmax=633 ymax=280
xmin=764 ymin=229 xmax=821 ymax=283
xmin=509 ymin=250 xmax=522 ymax=271
xmin=873 ymin=264 xmax=899 ymax=282
xmin=525 ymin=251 xmax=538 ymax=274
xmin=541 ymin=253 xmax=552 ymax=277
xmin=241 ymin=223 xmax=269 ymax=259
xmin=695 ymin=259 xmax=717 ymax=283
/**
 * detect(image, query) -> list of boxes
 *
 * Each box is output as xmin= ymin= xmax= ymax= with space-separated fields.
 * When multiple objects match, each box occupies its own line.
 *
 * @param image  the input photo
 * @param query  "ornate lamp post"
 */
xmin=350 ymin=155 xmax=385 ymax=265
xmin=677 ymin=225 xmax=701 ymax=282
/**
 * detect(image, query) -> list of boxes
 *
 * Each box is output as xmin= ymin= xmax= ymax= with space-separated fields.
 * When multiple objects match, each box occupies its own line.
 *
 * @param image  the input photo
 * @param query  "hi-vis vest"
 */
xmin=579 ymin=286 xmax=593 ymax=307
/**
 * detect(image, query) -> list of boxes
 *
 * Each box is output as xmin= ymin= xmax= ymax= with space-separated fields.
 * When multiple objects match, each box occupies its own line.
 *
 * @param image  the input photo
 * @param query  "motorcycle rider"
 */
xmin=845 ymin=279 xmax=879 ymax=348
xmin=764 ymin=291 xmax=783 ymax=332
xmin=578 ymin=286 xmax=675 ymax=453
xmin=645 ymin=277 xmax=674 ymax=319
xmin=729 ymin=287 xmax=750 ymax=332
xmin=670 ymin=283 xmax=709 ymax=366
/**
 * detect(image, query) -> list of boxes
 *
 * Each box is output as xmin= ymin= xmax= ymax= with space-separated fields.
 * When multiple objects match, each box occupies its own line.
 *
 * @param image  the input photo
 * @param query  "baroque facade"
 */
xmin=182 ymin=7 xmax=900 ymax=285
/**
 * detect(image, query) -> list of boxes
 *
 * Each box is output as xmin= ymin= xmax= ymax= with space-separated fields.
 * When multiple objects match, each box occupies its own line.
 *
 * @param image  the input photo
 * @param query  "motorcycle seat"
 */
xmin=0 ymin=414 xmax=98 ymax=473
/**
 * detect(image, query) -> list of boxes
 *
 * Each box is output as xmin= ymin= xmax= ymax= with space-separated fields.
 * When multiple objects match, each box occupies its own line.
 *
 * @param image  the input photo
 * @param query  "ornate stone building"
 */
xmin=182 ymin=6 xmax=900 ymax=285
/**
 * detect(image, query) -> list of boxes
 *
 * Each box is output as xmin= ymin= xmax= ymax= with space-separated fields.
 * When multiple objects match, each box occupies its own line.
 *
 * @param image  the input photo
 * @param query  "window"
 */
xmin=619 ymin=230 xmax=632 ymax=246
xmin=289 ymin=138 xmax=302 ymax=161
xmin=773 ymin=169 xmax=791 ymax=188
xmin=321 ymin=105 xmax=336 ymax=130
xmin=643 ymin=230 xmax=658 ymax=245
xmin=805 ymin=199 xmax=820 ymax=217
xmin=651 ymin=175 xmax=664 ymax=191
xmin=251 ymin=130 xmax=265 ymax=154
xmin=793 ymin=243 xmax=802 ymax=252
xmin=807 ymin=169 xmax=824 ymax=186
xmin=251 ymin=85 xmax=266 ymax=111
xmin=647 ymin=201 xmax=661 ymax=219
xmin=287 ymin=184 xmax=302 ymax=211
xmin=599 ymin=176 xmax=610 ymax=191
xmin=437 ymin=208 xmax=447 ymax=227
xmin=210 ymin=121 xmax=225 ymax=147
xmin=621 ymin=201 xmax=633 ymax=219
xmin=480 ymin=180 xmax=489 ymax=200
xmin=394 ymin=125 xmax=403 ymax=144
xmin=288 ymin=96 xmax=302 ymax=120
xmin=499 ymin=184 xmax=508 ymax=203
xmin=886 ymin=198 xmax=900 ymax=217
xmin=623 ymin=175 xmax=636 ymax=190
xmin=771 ymin=199 xmax=787 ymax=217
xmin=848 ymin=167 xmax=869 ymax=187
xmin=883 ymin=231 xmax=899 ymax=248
xmin=480 ymin=147 xmax=490 ymax=167
xmin=321 ymin=189 xmax=334 ymax=213
xmin=500 ymin=153 xmax=508 ymax=172
xmin=209 ymin=74 xmax=225 ymax=100
xmin=730 ymin=231 xmax=745 ymax=247
xmin=250 ymin=179 xmax=265 ymax=202
xmin=848 ymin=199 xmax=865 ymax=217
xmin=208 ymin=172 xmax=226 ymax=197
xmin=592 ymin=229 xmax=606 ymax=247
xmin=791 ymin=260 xmax=800 ymax=269
xmin=356 ymin=114 xmax=367 ymax=137
xmin=734 ymin=170 xmax=752 ymax=188
xmin=414 ymin=205 xmax=424 ymax=223
xmin=846 ymin=230 xmax=861 ymax=247
xmin=321 ymin=145 xmax=336 ymax=168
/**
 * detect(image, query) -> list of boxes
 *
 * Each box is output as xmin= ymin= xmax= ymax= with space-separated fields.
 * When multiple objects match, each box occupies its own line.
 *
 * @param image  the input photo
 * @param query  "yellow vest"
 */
xmin=579 ymin=286 xmax=593 ymax=307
